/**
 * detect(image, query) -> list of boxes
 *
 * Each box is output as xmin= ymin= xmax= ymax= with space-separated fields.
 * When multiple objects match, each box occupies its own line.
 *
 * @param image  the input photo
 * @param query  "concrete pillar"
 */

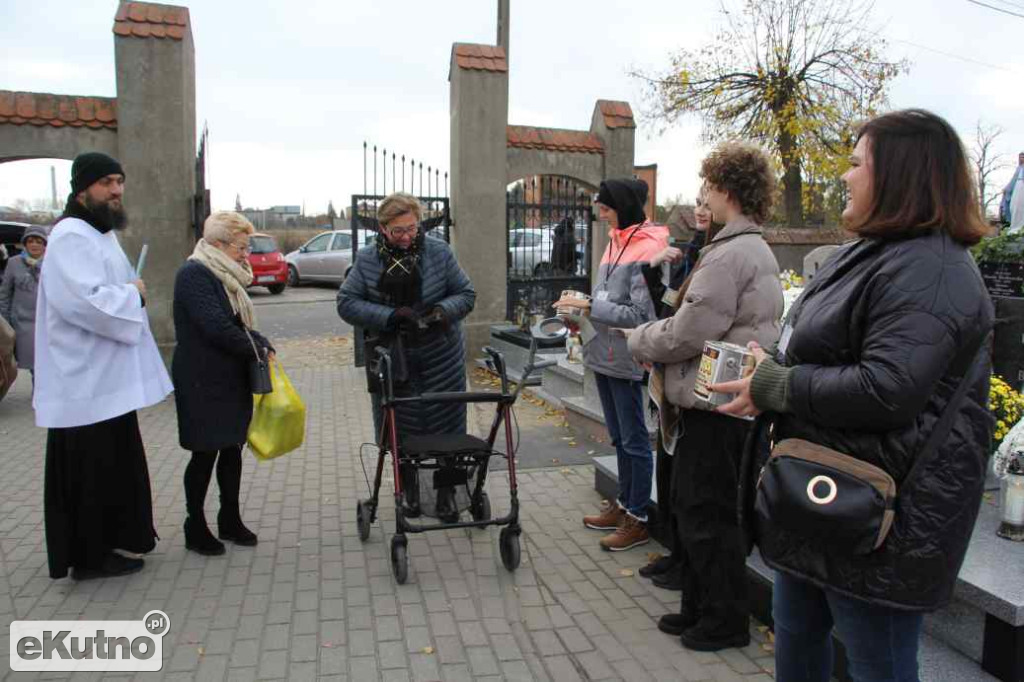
xmin=113 ymin=3 xmax=196 ymax=356
xmin=590 ymin=100 xmax=636 ymax=284
xmin=449 ymin=44 xmax=509 ymax=357
xmin=497 ymin=0 xmax=510 ymax=65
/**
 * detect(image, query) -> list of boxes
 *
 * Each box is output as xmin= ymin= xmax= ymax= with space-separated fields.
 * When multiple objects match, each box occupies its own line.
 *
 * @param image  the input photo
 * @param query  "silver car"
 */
xmin=285 ymin=229 xmax=375 ymax=286
xmin=508 ymin=225 xmax=586 ymax=277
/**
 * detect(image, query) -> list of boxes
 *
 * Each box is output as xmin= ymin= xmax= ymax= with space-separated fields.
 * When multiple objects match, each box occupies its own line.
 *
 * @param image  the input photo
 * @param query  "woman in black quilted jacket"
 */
xmin=173 ymin=211 xmax=275 ymax=556
xmin=714 ymin=110 xmax=994 ymax=682
xmin=337 ymin=193 xmax=475 ymax=522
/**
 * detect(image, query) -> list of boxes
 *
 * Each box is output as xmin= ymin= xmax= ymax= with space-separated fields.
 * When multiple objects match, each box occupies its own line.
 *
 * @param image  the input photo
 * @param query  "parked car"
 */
xmin=247 ymin=233 xmax=287 ymax=294
xmin=508 ymin=225 xmax=586 ymax=277
xmin=285 ymin=229 xmax=376 ymax=286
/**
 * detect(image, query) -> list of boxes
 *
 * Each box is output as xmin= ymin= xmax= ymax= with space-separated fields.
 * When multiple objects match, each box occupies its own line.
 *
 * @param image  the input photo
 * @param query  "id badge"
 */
xmin=595 ymin=290 xmax=610 ymax=302
xmin=777 ymin=324 xmax=793 ymax=359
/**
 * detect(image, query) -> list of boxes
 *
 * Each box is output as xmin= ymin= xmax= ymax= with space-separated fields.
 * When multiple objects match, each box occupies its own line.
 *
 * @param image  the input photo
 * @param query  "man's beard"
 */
xmin=82 ymin=194 xmax=128 ymax=232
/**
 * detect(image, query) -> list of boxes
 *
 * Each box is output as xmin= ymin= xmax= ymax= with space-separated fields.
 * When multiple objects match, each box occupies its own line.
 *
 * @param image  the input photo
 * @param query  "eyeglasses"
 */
xmin=223 ymin=240 xmax=252 ymax=254
xmin=386 ymin=224 xmax=419 ymax=237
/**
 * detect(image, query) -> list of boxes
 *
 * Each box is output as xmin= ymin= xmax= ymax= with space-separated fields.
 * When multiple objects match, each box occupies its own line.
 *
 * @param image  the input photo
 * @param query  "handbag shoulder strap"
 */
xmin=243 ymin=327 xmax=263 ymax=362
xmin=902 ymin=335 xmax=987 ymax=486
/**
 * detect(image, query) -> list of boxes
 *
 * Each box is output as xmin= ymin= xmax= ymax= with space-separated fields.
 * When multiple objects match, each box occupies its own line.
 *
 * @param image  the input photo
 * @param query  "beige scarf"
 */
xmin=189 ymin=238 xmax=257 ymax=329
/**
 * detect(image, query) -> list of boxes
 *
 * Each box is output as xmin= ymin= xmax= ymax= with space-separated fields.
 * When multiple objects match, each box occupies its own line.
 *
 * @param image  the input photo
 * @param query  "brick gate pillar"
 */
xmin=113 ymin=3 xmax=196 ymax=357
xmin=449 ymin=44 xmax=510 ymax=357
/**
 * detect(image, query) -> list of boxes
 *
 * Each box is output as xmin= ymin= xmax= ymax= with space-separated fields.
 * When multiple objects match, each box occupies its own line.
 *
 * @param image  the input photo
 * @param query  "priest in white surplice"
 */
xmin=35 ymin=152 xmax=172 ymax=580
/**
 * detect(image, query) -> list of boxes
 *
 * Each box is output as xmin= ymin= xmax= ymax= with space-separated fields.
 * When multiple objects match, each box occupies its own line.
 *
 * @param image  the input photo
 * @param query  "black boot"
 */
xmin=218 ymin=509 xmax=258 ymax=546
xmin=400 ymin=464 xmax=422 ymax=518
xmin=657 ymin=593 xmax=700 ymax=635
xmin=435 ymin=486 xmax=459 ymax=523
xmin=184 ymin=452 xmax=225 ymax=555
xmin=679 ymin=622 xmax=750 ymax=652
xmin=184 ymin=515 xmax=225 ymax=556
xmin=73 ymin=553 xmax=146 ymax=580
xmin=216 ymin=446 xmax=257 ymax=546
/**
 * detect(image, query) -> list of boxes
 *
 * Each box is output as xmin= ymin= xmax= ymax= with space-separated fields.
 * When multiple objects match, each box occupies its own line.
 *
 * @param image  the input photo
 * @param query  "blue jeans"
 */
xmin=593 ymin=372 xmax=653 ymax=521
xmin=773 ymin=571 xmax=924 ymax=682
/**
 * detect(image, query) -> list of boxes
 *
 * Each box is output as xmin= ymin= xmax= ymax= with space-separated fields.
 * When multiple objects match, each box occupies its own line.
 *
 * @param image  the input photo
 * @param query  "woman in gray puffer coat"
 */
xmin=337 ymin=193 xmax=475 ymax=520
xmin=0 ymin=225 xmax=47 ymax=378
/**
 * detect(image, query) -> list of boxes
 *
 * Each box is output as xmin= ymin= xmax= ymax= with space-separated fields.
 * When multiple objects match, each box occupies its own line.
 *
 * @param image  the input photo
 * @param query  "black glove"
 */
xmin=392 ymin=306 xmax=419 ymax=329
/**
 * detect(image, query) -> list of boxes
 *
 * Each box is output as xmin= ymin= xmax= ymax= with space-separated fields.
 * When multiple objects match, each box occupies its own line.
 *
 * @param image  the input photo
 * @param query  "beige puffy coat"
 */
xmin=628 ymin=217 xmax=783 ymax=410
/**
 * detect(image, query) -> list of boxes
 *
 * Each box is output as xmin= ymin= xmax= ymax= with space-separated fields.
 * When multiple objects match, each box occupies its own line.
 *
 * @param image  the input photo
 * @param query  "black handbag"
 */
xmin=245 ymin=327 xmax=272 ymax=395
xmin=754 ymin=340 xmax=984 ymax=555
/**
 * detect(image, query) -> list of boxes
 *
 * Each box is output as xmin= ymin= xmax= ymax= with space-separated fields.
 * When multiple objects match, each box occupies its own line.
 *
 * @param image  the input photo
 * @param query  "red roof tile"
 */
xmin=507 ymin=125 xmax=604 ymax=154
xmin=113 ymin=2 xmax=190 ymax=41
xmin=453 ymin=43 xmax=508 ymax=73
xmin=0 ymin=91 xmax=117 ymax=130
xmin=597 ymin=100 xmax=636 ymax=129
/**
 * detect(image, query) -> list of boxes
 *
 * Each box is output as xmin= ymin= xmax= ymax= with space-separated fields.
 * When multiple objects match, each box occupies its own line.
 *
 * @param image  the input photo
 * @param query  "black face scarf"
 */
xmin=376 ymin=230 xmax=424 ymax=307
xmin=62 ymin=194 xmax=128 ymax=234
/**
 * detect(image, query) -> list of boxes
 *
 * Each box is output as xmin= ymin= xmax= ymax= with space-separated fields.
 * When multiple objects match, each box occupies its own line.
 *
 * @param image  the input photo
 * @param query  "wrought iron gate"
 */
xmin=350 ymin=142 xmax=450 ymax=366
xmin=506 ymin=176 xmax=593 ymax=322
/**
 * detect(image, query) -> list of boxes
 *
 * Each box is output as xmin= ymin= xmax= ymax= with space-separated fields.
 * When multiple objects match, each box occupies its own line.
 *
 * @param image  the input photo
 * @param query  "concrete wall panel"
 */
xmin=506 ymin=148 xmax=603 ymax=190
xmin=0 ymin=125 xmax=119 ymax=163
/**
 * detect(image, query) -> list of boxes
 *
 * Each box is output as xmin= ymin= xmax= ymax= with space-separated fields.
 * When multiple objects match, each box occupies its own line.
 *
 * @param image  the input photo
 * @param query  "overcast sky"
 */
xmin=1 ymin=0 xmax=1022 ymax=215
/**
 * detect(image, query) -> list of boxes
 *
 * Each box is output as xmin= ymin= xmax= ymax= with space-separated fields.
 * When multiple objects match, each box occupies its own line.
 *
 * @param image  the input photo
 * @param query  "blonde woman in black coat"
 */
xmin=172 ymin=211 xmax=274 ymax=556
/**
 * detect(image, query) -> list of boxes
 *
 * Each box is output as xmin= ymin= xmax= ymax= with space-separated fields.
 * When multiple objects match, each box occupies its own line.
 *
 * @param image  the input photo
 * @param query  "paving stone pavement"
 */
xmin=0 ymin=361 xmax=776 ymax=681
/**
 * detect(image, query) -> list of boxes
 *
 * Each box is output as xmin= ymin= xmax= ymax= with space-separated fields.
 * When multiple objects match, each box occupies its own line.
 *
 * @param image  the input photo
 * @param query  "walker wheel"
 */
xmin=390 ymin=536 xmax=409 ymax=584
xmin=470 ymin=491 xmax=492 ymax=522
xmin=499 ymin=526 xmax=521 ymax=571
xmin=356 ymin=500 xmax=372 ymax=541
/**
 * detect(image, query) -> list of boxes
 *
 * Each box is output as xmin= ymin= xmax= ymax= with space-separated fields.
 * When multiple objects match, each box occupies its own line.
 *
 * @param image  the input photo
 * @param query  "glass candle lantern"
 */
xmin=997 ymin=473 xmax=1024 ymax=542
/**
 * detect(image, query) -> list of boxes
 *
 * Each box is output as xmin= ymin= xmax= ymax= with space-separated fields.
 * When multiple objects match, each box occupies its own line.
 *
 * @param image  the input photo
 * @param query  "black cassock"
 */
xmin=44 ymin=410 xmax=157 ymax=579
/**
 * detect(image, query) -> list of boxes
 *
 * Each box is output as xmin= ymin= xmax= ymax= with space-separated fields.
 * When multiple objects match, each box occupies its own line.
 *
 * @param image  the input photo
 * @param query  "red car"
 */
xmin=248 ymin=233 xmax=287 ymax=294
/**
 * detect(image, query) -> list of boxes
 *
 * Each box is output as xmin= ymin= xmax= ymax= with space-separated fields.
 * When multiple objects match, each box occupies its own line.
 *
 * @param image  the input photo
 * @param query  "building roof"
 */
xmin=597 ymin=100 xmax=636 ymax=129
xmin=507 ymin=125 xmax=604 ymax=154
xmin=113 ymin=2 xmax=190 ymax=40
xmin=0 ymin=91 xmax=117 ymax=129
xmin=452 ymin=43 xmax=508 ymax=72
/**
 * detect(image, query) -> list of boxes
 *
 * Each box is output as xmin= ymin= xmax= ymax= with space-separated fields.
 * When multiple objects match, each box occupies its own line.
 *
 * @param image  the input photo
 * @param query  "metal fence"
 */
xmin=506 ymin=176 xmax=593 ymax=323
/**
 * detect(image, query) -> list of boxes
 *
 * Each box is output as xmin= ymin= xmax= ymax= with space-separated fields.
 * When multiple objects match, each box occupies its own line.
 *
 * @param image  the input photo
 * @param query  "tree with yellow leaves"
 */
xmin=633 ymin=0 xmax=906 ymax=227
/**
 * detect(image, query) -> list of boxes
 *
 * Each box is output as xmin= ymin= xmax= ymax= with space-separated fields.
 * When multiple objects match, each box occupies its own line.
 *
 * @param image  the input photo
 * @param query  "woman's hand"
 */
xmin=267 ymin=351 xmax=276 ymax=363
xmin=553 ymin=297 xmax=591 ymax=314
xmin=710 ymin=341 xmax=766 ymax=418
xmin=650 ymin=246 xmax=684 ymax=268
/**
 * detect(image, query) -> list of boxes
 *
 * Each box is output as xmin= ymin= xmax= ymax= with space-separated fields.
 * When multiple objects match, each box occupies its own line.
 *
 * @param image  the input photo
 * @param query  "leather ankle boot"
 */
xmin=218 ymin=509 xmax=258 ymax=546
xmin=185 ymin=516 xmax=225 ymax=556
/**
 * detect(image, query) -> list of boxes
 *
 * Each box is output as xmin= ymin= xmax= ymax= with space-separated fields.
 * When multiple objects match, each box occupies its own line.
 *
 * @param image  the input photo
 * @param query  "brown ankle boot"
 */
xmin=599 ymin=514 xmax=650 ymax=551
xmin=583 ymin=501 xmax=625 ymax=530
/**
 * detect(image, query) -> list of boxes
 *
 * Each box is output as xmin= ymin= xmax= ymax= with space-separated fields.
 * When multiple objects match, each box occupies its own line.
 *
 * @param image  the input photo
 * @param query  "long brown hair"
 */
xmin=848 ymin=109 xmax=988 ymax=246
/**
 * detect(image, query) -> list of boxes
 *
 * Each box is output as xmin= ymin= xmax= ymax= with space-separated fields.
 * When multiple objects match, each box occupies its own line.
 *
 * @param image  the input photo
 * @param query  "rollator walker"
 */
xmin=356 ymin=318 xmax=568 ymax=583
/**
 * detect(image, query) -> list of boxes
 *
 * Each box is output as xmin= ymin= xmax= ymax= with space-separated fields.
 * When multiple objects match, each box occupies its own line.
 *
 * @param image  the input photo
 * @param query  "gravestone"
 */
xmin=802 ymin=244 xmax=838 ymax=283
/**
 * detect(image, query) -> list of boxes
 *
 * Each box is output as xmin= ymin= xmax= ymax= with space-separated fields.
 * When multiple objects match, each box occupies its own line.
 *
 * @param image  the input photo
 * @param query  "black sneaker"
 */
xmin=72 ymin=554 xmax=145 ymax=581
xmin=651 ymin=566 xmax=683 ymax=591
xmin=638 ymin=555 xmax=675 ymax=578
xmin=679 ymin=623 xmax=750 ymax=652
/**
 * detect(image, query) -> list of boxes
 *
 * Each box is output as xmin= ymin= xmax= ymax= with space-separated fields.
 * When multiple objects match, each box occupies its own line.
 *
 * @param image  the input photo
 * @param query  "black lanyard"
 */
xmin=603 ymin=224 xmax=643 ymax=284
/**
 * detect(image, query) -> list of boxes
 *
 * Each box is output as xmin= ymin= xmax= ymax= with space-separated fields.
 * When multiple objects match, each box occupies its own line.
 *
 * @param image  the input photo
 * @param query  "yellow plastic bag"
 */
xmin=247 ymin=360 xmax=306 ymax=460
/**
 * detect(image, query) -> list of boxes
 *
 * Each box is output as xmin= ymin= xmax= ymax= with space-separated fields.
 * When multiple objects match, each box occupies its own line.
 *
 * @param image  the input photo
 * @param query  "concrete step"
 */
xmin=539 ymin=357 xmax=585 ymax=407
